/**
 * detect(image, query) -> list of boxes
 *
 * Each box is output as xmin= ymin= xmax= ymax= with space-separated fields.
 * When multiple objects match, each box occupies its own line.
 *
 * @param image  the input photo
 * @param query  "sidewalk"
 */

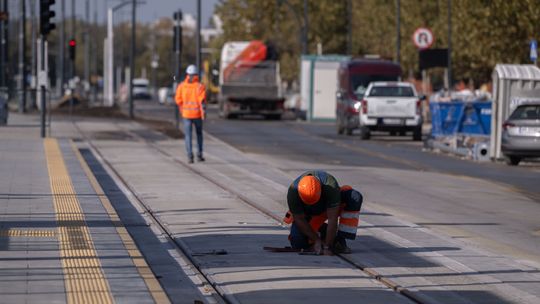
xmin=0 ymin=114 xmax=204 ymax=304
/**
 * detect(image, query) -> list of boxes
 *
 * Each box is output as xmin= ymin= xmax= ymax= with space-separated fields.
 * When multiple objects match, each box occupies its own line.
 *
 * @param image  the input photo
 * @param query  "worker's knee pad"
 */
xmin=341 ymin=189 xmax=363 ymax=211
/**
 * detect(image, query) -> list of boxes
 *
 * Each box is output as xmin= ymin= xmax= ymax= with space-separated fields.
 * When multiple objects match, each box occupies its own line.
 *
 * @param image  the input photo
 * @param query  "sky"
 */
xmin=60 ymin=0 xmax=220 ymax=26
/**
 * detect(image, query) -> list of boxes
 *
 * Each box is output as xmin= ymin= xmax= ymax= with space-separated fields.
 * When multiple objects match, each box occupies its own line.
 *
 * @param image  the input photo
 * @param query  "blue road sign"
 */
xmin=531 ymin=39 xmax=538 ymax=62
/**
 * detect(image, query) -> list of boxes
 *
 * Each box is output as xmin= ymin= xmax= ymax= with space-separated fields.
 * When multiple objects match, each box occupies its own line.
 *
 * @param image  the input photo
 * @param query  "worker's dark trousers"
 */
xmin=183 ymin=118 xmax=203 ymax=160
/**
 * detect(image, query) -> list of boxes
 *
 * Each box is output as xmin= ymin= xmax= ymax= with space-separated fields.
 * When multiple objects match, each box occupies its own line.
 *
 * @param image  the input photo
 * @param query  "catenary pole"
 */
xmin=396 ymin=0 xmax=400 ymax=64
xmin=196 ymin=0 xmax=201 ymax=76
xmin=128 ymin=0 xmax=135 ymax=118
xmin=18 ymin=0 xmax=27 ymax=113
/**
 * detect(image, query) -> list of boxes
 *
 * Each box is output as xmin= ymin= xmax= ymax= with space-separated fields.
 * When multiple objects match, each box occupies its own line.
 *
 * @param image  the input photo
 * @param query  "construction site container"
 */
xmin=300 ymin=55 xmax=350 ymax=121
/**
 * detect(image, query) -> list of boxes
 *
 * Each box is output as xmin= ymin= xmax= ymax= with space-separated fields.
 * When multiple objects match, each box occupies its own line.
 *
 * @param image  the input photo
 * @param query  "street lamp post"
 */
xmin=396 ymin=0 xmax=400 ymax=64
xmin=277 ymin=0 xmax=307 ymax=55
xmin=104 ymin=0 xmax=142 ymax=113
xmin=447 ymin=0 xmax=452 ymax=89
xmin=128 ymin=0 xmax=136 ymax=118
xmin=196 ymin=0 xmax=201 ymax=77
xmin=18 ymin=0 xmax=26 ymax=113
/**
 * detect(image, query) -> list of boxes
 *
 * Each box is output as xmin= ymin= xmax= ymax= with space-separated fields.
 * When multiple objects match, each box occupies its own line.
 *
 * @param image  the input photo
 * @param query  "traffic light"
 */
xmin=39 ymin=0 xmax=56 ymax=37
xmin=68 ymin=39 xmax=76 ymax=60
xmin=173 ymin=10 xmax=183 ymax=53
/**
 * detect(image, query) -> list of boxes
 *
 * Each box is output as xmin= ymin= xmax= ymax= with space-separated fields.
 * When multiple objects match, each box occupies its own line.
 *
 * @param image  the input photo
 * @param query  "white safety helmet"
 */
xmin=186 ymin=65 xmax=198 ymax=75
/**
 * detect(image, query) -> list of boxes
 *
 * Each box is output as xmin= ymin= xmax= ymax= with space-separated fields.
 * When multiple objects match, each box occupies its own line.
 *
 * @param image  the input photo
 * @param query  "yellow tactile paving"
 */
xmin=44 ymin=138 xmax=114 ymax=304
xmin=0 ymin=229 xmax=56 ymax=237
xmin=71 ymin=141 xmax=170 ymax=304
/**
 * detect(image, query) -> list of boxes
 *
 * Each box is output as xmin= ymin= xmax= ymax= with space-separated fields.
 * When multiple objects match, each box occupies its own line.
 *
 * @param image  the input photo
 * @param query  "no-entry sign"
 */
xmin=412 ymin=27 xmax=434 ymax=50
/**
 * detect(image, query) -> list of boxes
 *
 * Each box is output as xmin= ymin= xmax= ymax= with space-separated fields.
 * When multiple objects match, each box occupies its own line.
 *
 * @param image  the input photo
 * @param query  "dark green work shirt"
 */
xmin=287 ymin=170 xmax=341 ymax=216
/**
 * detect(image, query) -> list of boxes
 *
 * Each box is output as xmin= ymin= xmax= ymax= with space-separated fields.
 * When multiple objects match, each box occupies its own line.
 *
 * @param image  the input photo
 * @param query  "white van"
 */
xmin=133 ymin=78 xmax=151 ymax=100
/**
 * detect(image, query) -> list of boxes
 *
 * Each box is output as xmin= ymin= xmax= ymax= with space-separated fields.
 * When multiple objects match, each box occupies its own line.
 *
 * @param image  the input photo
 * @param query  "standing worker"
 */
xmin=175 ymin=65 xmax=207 ymax=164
xmin=284 ymin=170 xmax=363 ymax=255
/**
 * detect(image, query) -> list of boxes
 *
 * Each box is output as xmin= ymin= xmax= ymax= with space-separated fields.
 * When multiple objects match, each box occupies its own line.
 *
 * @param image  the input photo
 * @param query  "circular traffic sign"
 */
xmin=412 ymin=27 xmax=434 ymax=50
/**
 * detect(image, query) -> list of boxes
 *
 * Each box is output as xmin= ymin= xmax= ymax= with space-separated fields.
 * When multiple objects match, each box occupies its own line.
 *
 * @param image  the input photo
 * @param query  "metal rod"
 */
xmin=84 ymin=0 xmax=89 ymax=93
xmin=396 ymin=0 xmax=400 ymax=64
xmin=196 ymin=0 xmax=201 ymax=76
xmin=447 ymin=0 xmax=452 ymax=89
xmin=40 ymin=36 xmax=46 ymax=138
xmin=30 ymin=0 xmax=36 ymax=109
xmin=0 ymin=0 xmax=7 ymax=88
xmin=57 ymin=0 xmax=65 ymax=97
xmin=303 ymin=0 xmax=308 ymax=54
xmin=71 ymin=0 xmax=75 ymax=79
xmin=174 ymin=10 xmax=181 ymax=129
xmin=18 ymin=0 xmax=26 ymax=113
xmin=346 ymin=0 xmax=351 ymax=55
xmin=128 ymin=0 xmax=135 ymax=118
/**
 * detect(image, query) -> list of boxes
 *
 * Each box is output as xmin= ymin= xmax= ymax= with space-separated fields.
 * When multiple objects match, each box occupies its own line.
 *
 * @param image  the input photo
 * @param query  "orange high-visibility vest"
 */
xmin=175 ymin=76 xmax=206 ymax=119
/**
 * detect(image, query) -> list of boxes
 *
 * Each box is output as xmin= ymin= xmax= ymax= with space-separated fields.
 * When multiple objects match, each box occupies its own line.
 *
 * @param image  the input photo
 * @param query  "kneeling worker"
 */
xmin=284 ymin=170 xmax=363 ymax=255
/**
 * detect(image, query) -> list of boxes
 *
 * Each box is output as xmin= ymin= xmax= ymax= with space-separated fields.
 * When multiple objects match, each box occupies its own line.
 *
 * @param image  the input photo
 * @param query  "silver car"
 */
xmin=501 ymin=103 xmax=540 ymax=165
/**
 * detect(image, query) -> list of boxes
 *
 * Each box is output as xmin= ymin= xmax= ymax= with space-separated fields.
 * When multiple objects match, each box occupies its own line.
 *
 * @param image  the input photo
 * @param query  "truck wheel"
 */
xmin=336 ymin=118 xmax=344 ymax=135
xmin=265 ymin=114 xmax=281 ymax=120
xmin=360 ymin=127 xmax=370 ymax=140
xmin=505 ymin=156 xmax=521 ymax=166
xmin=413 ymin=127 xmax=422 ymax=141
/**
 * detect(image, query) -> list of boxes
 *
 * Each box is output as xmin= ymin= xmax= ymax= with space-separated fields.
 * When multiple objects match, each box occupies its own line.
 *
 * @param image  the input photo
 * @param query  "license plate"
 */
xmin=383 ymin=118 xmax=403 ymax=125
xmin=519 ymin=127 xmax=540 ymax=136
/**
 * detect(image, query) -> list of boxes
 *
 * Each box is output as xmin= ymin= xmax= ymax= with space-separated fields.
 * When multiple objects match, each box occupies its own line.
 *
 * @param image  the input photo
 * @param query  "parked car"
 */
xmin=501 ymin=103 xmax=540 ymax=165
xmin=357 ymin=81 xmax=423 ymax=140
xmin=133 ymin=78 xmax=151 ymax=100
xmin=336 ymin=59 xmax=402 ymax=135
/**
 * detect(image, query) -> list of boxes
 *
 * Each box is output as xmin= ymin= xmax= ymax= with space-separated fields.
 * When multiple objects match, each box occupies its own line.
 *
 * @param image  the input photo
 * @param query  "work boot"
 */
xmin=197 ymin=155 xmax=205 ymax=162
xmin=333 ymin=237 xmax=351 ymax=254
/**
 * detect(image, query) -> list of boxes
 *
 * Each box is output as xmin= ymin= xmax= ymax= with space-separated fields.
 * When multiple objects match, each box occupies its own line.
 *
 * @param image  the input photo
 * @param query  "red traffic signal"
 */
xmin=68 ymin=38 xmax=76 ymax=60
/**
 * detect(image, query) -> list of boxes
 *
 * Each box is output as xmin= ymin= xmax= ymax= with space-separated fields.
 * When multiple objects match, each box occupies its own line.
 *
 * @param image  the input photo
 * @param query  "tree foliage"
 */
xmin=213 ymin=0 xmax=540 ymax=86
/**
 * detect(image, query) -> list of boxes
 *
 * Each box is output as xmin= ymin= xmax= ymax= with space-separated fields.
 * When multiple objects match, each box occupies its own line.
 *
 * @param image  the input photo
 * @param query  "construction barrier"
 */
xmin=430 ymin=101 xmax=492 ymax=137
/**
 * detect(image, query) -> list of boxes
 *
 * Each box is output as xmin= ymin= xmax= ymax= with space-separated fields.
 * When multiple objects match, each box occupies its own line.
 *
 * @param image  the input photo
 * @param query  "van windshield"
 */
xmin=351 ymin=74 xmax=398 ymax=98
xmin=368 ymin=86 xmax=415 ymax=97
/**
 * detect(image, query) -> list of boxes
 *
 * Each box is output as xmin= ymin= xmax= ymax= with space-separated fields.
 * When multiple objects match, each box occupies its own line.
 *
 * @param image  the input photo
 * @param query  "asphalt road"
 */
xmin=132 ymin=101 xmax=540 ymax=200
xmin=130 ymin=101 xmax=540 ymax=261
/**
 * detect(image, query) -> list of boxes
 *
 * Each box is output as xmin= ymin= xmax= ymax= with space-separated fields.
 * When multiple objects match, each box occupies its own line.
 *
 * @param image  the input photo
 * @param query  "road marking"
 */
xmin=0 ymin=229 xmax=56 ymax=237
xmin=288 ymin=124 xmax=430 ymax=171
xmin=44 ymin=138 xmax=114 ymax=304
xmin=71 ymin=141 xmax=170 ymax=304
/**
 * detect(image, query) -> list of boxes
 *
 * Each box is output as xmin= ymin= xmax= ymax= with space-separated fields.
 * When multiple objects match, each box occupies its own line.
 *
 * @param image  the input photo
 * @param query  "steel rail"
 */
xmin=75 ymin=121 xmax=431 ymax=304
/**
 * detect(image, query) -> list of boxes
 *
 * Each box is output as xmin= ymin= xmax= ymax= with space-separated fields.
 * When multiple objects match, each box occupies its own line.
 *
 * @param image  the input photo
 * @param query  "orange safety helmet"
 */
xmin=298 ymin=175 xmax=321 ymax=205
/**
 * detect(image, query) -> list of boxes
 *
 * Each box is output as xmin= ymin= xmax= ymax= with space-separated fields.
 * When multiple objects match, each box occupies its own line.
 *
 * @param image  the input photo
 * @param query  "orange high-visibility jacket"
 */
xmin=175 ymin=76 xmax=206 ymax=119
